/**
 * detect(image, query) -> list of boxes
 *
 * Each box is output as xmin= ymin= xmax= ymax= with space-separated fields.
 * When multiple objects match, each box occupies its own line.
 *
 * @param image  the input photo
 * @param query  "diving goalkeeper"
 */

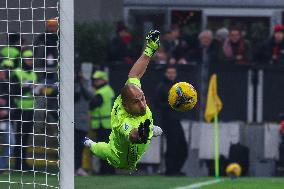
xmin=84 ymin=30 xmax=163 ymax=170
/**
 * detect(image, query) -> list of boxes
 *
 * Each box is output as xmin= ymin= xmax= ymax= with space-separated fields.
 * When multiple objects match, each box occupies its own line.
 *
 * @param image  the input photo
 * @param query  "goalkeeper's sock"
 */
xmin=83 ymin=137 xmax=96 ymax=148
xmin=153 ymin=125 xmax=163 ymax=137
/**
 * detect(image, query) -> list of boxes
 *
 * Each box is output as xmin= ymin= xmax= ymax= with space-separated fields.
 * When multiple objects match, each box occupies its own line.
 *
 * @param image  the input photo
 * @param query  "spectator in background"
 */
xmin=0 ymin=33 xmax=22 ymax=69
xmin=152 ymin=46 xmax=168 ymax=65
xmin=173 ymin=39 xmax=190 ymax=64
xmin=155 ymin=66 xmax=187 ymax=176
xmin=108 ymin=22 xmax=135 ymax=64
xmin=34 ymin=18 xmax=59 ymax=71
xmin=89 ymin=70 xmax=115 ymax=174
xmin=222 ymin=26 xmax=252 ymax=65
xmin=198 ymin=30 xmax=220 ymax=68
xmin=161 ymin=25 xmax=181 ymax=57
xmin=11 ymin=49 xmax=37 ymax=170
xmin=215 ymin=28 xmax=229 ymax=67
xmin=215 ymin=27 xmax=229 ymax=45
xmin=74 ymin=71 xmax=93 ymax=176
xmin=0 ymin=68 xmax=15 ymax=174
xmin=258 ymin=24 xmax=284 ymax=65
xmin=197 ymin=30 xmax=219 ymax=120
xmin=35 ymin=18 xmax=59 ymax=124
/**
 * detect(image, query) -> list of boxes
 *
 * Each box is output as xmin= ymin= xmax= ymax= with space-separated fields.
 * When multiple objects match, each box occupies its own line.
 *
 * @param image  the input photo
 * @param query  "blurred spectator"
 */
xmin=34 ymin=18 xmax=59 ymax=71
xmin=0 ymin=33 xmax=22 ymax=69
xmin=89 ymin=70 xmax=115 ymax=174
xmin=173 ymin=39 xmax=190 ymax=64
xmin=215 ymin=27 xmax=229 ymax=67
xmin=152 ymin=47 xmax=168 ymax=65
xmin=74 ymin=71 xmax=93 ymax=176
xmin=0 ymin=69 xmax=15 ymax=173
xmin=198 ymin=30 xmax=220 ymax=69
xmin=155 ymin=66 xmax=187 ymax=176
xmin=35 ymin=18 xmax=59 ymax=124
xmin=258 ymin=24 xmax=284 ymax=65
xmin=10 ymin=49 xmax=37 ymax=170
xmin=161 ymin=25 xmax=181 ymax=57
xmin=108 ymin=22 xmax=136 ymax=64
xmin=222 ymin=26 xmax=252 ymax=65
xmin=168 ymin=57 xmax=177 ymax=65
xmin=197 ymin=30 xmax=220 ymax=119
xmin=215 ymin=27 xmax=229 ymax=45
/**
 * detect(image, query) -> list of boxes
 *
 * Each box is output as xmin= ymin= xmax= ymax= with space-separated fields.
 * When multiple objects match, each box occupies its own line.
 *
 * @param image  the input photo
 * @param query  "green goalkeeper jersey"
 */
xmin=109 ymin=78 xmax=153 ymax=170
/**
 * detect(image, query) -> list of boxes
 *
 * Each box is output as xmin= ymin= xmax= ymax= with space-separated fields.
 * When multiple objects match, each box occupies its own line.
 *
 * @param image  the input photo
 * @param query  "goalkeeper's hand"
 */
xmin=138 ymin=119 xmax=151 ymax=144
xmin=143 ymin=30 xmax=160 ymax=57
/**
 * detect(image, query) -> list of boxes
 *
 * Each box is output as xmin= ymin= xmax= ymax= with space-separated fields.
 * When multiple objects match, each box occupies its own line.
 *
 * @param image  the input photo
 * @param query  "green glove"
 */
xmin=143 ymin=30 xmax=160 ymax=57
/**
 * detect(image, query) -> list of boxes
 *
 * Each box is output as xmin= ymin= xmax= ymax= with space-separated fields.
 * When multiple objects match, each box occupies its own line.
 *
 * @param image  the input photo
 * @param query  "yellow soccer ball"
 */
xmin=168 ymin=82 xmax=197 ymax=112
xmin=226 ymin=163 xmax=242 ymax=178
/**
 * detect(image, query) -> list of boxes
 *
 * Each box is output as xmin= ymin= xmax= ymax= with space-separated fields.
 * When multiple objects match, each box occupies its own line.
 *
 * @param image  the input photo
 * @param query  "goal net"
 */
xmin=0 ymin=0 xmax=73 ymax=188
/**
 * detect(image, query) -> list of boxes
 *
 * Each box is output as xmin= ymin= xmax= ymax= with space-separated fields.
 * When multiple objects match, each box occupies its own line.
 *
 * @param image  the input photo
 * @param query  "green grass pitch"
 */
xmin=1 ymin=175 xmax=284 ymax=189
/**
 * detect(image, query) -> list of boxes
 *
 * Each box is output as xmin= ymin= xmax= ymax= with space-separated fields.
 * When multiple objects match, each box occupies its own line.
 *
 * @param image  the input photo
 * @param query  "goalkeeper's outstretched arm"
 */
xmin=128 ymin=30 xmax=160 ymax=79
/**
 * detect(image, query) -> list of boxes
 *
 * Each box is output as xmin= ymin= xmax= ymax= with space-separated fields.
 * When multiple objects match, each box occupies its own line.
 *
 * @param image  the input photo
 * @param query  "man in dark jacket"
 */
xmin=108 ymin=22 xmax=136 ymax=65
xmin=258 ymin=24 xmax=284 ymax=65
xmin=155 ymin=66 xmax=188 ymax=176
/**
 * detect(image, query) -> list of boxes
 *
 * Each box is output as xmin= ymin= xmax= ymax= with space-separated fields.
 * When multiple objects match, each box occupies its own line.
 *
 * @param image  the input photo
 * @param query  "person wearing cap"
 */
xmin=34 ymin=18 xmax=59 ymax=71
xmin=84 ymin=30 xmax=163 ymax=171
xmin=89 ymin=70 xmax=115 ymax=174
xmin=0 ymin=33 xmax=22 ymax=69
xmin=10 ymin=49 xmax=37 ymax=170
xmin=258 ymin=24 xmax=284 ymax=65
xmin=74 ymin=70 xmax=93 ymax=176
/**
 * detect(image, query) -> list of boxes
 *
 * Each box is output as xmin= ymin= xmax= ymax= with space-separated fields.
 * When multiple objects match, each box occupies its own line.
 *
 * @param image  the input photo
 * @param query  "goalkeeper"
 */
xmin=84 ymin=30 xmax=163 ymax=170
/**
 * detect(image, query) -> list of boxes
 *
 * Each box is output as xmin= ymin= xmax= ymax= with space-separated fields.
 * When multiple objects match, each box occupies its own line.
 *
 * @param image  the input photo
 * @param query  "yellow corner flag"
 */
xmin=204 ymin=74 xmax=223 ymax=123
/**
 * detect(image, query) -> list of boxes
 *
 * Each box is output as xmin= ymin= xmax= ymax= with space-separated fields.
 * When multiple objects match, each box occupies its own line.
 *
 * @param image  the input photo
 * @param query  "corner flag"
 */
xmin=204 ymin=74 xmax=223 ymax=123
xmin=204 ymin=74 xmax=223 ymax=179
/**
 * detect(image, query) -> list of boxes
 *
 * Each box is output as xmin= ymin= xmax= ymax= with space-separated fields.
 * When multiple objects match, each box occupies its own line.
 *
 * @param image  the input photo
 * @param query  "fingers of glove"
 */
xmin=144 ymin=119 xmax=151 ymax=127
xmin=146 ymin=30 xmax=160 ymax=41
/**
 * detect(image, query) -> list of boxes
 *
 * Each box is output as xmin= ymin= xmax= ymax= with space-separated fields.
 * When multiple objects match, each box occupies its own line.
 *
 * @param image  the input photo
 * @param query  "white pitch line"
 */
xmin=174 ymin=179 xmax=223 ymax=189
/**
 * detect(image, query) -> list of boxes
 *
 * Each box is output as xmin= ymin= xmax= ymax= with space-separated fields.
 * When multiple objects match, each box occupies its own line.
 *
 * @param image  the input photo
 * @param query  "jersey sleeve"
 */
xmin=125 ymin=78 xmax=141 ymax=88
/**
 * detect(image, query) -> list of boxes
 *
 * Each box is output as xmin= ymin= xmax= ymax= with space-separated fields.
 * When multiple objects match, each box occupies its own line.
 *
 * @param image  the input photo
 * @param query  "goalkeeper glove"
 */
xmin=138 ymin=119 xmax=151 ymax=144
xmin=143 ymin=30 xmax=160 ymax=57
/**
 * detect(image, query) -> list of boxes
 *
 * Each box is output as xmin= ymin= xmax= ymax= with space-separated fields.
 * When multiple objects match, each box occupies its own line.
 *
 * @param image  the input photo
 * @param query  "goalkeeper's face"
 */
xmin=124 ymin=87 xmax=147 ymax=116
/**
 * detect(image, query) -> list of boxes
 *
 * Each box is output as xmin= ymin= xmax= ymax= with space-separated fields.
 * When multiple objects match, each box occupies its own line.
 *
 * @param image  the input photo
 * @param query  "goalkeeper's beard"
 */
xmin=129 ymin=106 xmax=146 ymax=117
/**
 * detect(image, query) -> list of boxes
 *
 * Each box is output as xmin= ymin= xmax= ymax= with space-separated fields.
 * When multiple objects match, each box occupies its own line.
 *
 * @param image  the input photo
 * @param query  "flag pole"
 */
xmin=214 ymin=113 xmax=220 ymax=178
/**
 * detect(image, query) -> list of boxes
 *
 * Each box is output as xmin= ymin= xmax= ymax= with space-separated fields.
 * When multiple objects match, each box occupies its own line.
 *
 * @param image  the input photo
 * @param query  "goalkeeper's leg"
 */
xmin=84 ymin=137 xmax=119 ymax=168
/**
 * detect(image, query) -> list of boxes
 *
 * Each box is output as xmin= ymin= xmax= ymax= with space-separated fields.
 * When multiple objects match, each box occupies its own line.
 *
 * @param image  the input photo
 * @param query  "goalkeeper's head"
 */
xmin=121 ymin=84 xmax=146 ymax=117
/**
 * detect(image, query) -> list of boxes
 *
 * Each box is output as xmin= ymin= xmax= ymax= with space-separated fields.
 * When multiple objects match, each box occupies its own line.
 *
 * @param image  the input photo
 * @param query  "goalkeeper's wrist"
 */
xmin=143 ymin=46 xmax=155 ymax=57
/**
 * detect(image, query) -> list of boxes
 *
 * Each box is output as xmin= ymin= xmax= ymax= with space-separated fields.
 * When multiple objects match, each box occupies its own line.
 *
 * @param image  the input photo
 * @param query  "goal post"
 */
xmin=59 ymin=0 xmax=74 ymax=188
xmin=0 ymin=0 xmax=74 ymax=188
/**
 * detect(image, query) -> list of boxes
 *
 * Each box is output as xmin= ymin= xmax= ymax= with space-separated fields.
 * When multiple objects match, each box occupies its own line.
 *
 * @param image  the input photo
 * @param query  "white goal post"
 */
xmin=59 ymin=0 xmax=74 ymax=188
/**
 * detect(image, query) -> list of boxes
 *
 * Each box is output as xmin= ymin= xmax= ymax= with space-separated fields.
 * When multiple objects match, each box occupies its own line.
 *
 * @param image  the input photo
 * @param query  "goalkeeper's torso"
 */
xmin=109 ymin=95 xmax=153 ymax=169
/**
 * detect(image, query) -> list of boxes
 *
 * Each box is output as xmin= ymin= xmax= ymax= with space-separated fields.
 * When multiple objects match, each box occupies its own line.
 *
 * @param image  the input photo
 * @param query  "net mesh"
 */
xmin=0 ymin=0 xmax=60 ymax=188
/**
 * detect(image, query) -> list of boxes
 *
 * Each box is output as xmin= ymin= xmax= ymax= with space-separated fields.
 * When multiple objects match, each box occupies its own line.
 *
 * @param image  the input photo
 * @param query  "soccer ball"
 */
xmin=168 ymin=82 xmax=197 ymax=112
xmin=226 ymin=163 xmax=242 ymax=178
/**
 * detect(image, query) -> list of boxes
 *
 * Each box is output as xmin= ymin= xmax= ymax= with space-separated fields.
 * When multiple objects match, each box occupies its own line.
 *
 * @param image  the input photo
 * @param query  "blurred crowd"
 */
xmin=108 ymin=22 xmax=284 ymax=69
xmin=0 ymin=18 xmax=59 ymax=173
